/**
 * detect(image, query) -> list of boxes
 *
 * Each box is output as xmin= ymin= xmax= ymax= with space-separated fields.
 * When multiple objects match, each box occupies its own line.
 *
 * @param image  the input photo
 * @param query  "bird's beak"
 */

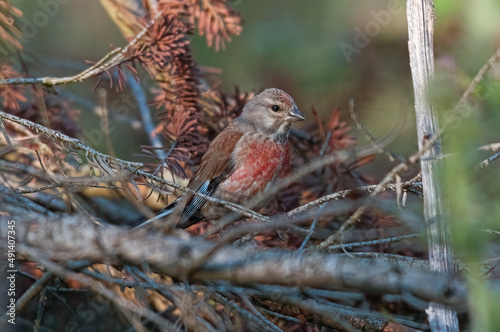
xmin=287 ymin=106 xmax=306 ymax=122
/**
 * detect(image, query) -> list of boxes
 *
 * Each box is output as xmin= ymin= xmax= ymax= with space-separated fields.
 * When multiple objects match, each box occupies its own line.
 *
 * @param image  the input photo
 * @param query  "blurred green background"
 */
xmin=8 ymin=1 xmax=500 ymax=328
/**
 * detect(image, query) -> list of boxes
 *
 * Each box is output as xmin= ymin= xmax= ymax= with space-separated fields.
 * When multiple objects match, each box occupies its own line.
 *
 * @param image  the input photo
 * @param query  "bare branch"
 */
xmin=456 ymin=46 xmax=500 ymax=110
xmin=318 ymin=135 xmax=439 ymax=250
xmin=476 ymin=151 xmax=500 ymax=170
xmin=125 ymin=72 xmax=166 ymax=160
xmin=327 ymin=233 xmax=422 ymax=251
xmin=0 ymin=215 xmax=467 ymax=308
xmin=288 ymin=180 xmax=422 ymax=217
xmin=348 ymin=98 xmax=404 ymax=163
xmin=18 ymin=249 xmax=177 ymax=331
xmin=0 ymin=111 xmax=142 ymax=170
xmin=0 ymin=110 xmax=271 ymax=222
xmin=407 ymin=0 xmax=459 ymax=329
xmin=0 ymin=15 xmax=159 ymax=88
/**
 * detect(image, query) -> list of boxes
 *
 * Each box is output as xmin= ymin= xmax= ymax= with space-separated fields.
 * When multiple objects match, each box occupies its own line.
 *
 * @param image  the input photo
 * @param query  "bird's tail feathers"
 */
xmin=132 ymin=199 xmax=178 ymax=230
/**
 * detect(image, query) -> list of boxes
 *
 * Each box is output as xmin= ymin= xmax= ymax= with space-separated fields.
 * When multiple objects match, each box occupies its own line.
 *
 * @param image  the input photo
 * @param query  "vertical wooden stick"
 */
xmin=406 ymin=0 xmax=459 ymax=330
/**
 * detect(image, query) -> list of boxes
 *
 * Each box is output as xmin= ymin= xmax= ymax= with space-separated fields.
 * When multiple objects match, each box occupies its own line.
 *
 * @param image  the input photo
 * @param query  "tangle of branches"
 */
xmin=1 ymin=1 xmax=500 ymax=331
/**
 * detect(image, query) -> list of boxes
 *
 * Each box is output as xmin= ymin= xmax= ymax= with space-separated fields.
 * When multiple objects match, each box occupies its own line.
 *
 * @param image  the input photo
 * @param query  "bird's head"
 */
xmin=240 ymin=88 xmax=305 ymax=141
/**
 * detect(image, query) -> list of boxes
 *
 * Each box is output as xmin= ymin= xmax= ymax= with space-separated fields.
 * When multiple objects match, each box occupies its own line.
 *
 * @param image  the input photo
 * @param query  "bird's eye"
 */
xmin=271 ymin=105 xmax=280 ymax=112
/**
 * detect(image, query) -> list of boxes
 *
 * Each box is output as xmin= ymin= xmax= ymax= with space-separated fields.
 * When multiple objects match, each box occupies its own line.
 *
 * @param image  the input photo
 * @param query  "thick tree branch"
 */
xmin=407 ymin=0 xmax=459 ymax=330
xmin=0 ymin=215 xmax=467 ymax=308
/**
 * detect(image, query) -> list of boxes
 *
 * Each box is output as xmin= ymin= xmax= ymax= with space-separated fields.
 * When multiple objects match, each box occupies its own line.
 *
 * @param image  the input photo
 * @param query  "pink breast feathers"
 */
xmin=220 ymin=138 xmax=289 ymax=199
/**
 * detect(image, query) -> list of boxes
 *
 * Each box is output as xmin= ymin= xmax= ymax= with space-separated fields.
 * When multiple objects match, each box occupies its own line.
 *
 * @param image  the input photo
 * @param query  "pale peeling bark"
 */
xmin=406 ymin=0 xmax=459 ymax=330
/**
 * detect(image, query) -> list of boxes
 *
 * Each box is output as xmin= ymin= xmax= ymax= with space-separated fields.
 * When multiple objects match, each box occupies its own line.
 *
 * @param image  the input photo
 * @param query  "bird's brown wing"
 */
xmin=175 ymin=127 xmax=244 ymax=228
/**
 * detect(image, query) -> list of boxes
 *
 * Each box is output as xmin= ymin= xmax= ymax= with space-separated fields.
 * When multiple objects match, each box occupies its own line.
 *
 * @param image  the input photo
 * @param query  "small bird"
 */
xmin=141 ymin=88 xmax=305 ymax=229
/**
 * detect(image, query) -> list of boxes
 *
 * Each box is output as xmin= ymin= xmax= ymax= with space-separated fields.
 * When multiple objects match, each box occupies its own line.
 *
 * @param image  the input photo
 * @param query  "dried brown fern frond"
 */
xmin=0 ymin=0 xmax=23 ymax=52
xmin=96 ymin=13 xmax=199 ymax=120
xmin=0 ymin=65 xmax=26 ymax=110
xmin=142 ymin=16 xmax=200 ymax=122
xmin=325 ymin=107 xmax=358 ymax=151
xmin=191 ymin=0 xmax=242 ymax=50
xmin=151 ymin=85 xmax=207 ymax=173
xmin=139 ymin=105 xmax=206 ymax=178
xmin=158 ymin=0 xmax=242 ymax=51
xmin=292 ymin=107 xmax=369 ymax=204
xmin=154 ymin=109 xmax=205 ymax=177
xmin=126 ymin=13 xmax=207 ymax=173
xmin=156 ymin=0 xmax=190 ymax=18
xmin=132 ymin=14 xmax=192 ymax=68
xmin=198 ymin=87 xmax=252 ymax=138
xmin=100 ymin=1 xmax=241 ymax=176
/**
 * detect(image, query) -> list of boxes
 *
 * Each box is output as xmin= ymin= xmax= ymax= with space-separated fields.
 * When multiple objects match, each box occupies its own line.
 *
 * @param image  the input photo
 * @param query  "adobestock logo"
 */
xmin=17 ymin=0 xmax=72 ymax=42
xmin=340 ymin=0 xmax=404 ymax=63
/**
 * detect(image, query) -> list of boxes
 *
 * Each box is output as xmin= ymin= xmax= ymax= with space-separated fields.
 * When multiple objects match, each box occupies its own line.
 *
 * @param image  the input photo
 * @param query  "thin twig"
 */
xmin=476 ymin=151 xmax=500 ymax=170
xmin=328 ymin=233 xmax=422 ymax=251
xmin=239 ymin=295 xmax=283 ymax=332
xmin=205 ymin=289 xmax=279 ymax=332
xmin=349 ymin=98 xmax=404 ymax=162
xmin=21 ymin=249 xmax=177 ymax=331
xmin=15 ymin=183 xmax=122 ymax=194
xmin=0 ymin=160 xmax=124 ymax=191
xmin=479 ymin=142 xmax=500 ymax=151
xmin=0 ymin=16 xmax=160 ymax=87
xmin=0 ymin=111 xmax=142 ymax=169
xmin=297 ymin=205 xmax=323 ymax=250
xmin=126 ymin=72 xmax=165 ymax=160
xmin=256 ymin=307 xmax=301 ymax=324
xmin=0 ymin=272 xmax=54 ymax=327
xmin=456 ymin=46 xmax=500 ymax=110
xmin=136 ymin=169 xmax=271 ymax=223
xmin=1 ymin=107 xmax=386 ymax=231
xmin=288 ymin=180 xmax=422 ymax=217
xmin=33 ymin=286 xmax=47 ymax=332
xmin=318 ymin=133 xmax=440 ymax=250
xmin=0 ymin=119 xmax=13 ymax=148
xmin=97 ymin=88 xmax=116 ymax=158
